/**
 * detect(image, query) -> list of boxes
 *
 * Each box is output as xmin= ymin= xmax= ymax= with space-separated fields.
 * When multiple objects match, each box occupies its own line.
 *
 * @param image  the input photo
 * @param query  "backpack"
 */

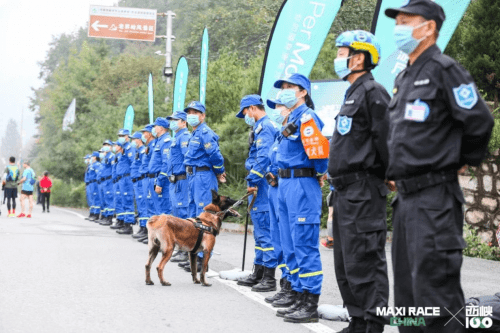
xmin=27 ymin=170 xmax=36 ymax=186
xmin=6 ymin=166 xmax=19 ymax=182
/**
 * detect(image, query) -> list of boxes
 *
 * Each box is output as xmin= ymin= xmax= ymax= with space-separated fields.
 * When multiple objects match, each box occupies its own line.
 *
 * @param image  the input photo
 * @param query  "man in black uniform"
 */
xmin=328 ymin=30 xmax=390 ymax=333
xmin=384 ymin=1 xmax=494 ymax=332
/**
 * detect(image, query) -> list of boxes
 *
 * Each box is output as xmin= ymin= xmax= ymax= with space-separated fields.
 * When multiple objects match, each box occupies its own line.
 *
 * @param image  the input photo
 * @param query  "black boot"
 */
xmin=137 ymin=229 xmax=149 ymax=242
xmin=283 ymin=291 xmax=319 ymax=323
xmin=366 ymin=320 xmax=384 ymax=333
xmin=85 ymin=213 xmax=92 ymax=220
xmin=338 ymin=317 xmax=367 ymax=333
xmin=110 ymin=219 xmax=124 ymax=230
xmin=132 ymin=226 xmax=147 ymax=238
xmin=100 ymin=216 xmax=112 ymax=226
xmin=178 ymin=260 xmax=191 ymax=268
xmin=237 ymin=264 xmax=264 ymax=287
xmin=276 ymin=292 xmax=304 ymax=317
xmin=251 ymin=267 xmax=277 ymax=292
xmin=94 ymin=214 xmax=103 ymax=223
xmin=116 ymin=224 xmax=133 ymax=235
xmin=265 ymin=279 xmax=289 ymax=303
xmin=272 ymin=287 xmax=297 ymax=308
xmin=184 ymin=256 xmax=206 ymax=272
xmin=171 ymin=251 xmax=189 ymax=263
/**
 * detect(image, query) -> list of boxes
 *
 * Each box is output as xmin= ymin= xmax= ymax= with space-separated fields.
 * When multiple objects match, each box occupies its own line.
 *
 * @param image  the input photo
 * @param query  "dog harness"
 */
xmin=187 ymin=217 xmax=219 ymax=254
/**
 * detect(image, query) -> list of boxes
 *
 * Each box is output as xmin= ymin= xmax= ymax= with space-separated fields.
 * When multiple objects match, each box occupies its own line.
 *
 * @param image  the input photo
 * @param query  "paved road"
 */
xmin=0 ymin=206 xmax=499 ymax=333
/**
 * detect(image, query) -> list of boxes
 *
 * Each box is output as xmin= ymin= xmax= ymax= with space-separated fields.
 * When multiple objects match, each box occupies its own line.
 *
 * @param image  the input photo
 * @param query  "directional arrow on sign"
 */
xmin=91 ymin=20 xmax=109 ymax=32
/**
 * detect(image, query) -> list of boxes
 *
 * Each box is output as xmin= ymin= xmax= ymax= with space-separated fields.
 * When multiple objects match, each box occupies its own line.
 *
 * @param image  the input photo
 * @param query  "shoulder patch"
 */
xmin=183 ymin=131 xmax=190 ymax=136
xmin=433 ymin=53 xmax=455 ymax=69
xmin=181 ymin=141 xmax=188 ymax=148
xmin=255 ymin=124 xmax=263 ymax=134
xmin=202 ymin=127 xmax=208 ymax=134
xmin=204 ymin=142 xmax=212 ymax=149
xmin=453 ymin=83 xmax=478 ymax=110
xmin=128 ymin=152 xmax=132 ymax=157
xmin=301 ymin=113 xmax=313 ymax=123
xmin=164 ymin=137 xmax=171 ymax=142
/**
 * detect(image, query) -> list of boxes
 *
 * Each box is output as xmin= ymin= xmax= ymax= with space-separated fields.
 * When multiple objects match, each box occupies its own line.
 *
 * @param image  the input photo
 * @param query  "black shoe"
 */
xmin=85 ymin=213 xmax=92 ymax=220
xmin=117 ymin=224 xmax=133 ymax=235
xmin=42 ymin=210 xmax=45 ymax=213
xmin=110 ymin=220 xmax=124 ymax=230
xmin=272 ymin=288 xmax=297 ymax=308
xmin=276 ymin=292 xmax=303 ymax=317
xmin=142 ymin=238 xmax=148 ymax=244
xmin=137 ymin=231 xmax=149 ymax=242
xmin=171 ymin=251 xmax=189 ymax=263
xmin=265 ymin=279 xmax=290 ymax=303
xmin=338 ymin=317 xmax=367 ymax=333
xmin=251 ymin=267 xmax=277 ymax=292
xmin=132 ymin=226 xmax=147 ymax=238
xmin=99 ymin=217 xmax=112 ymax=226
xmin=366 ymin=320 xmax=384 ymax=333
xmin=95 ymin=215 xmax=103 ymax=223
xmin=183 ymin=257 xmax=206 ymax=272
xmin=237 ymin=264 xmax=264 ymax=287
xmin=178 ymin=261 xmax=191 ymax=268
xmin=47 ymin=210 xmax=50 ymax=213
xmin=283 ymin=291 xmax=319 ymax=323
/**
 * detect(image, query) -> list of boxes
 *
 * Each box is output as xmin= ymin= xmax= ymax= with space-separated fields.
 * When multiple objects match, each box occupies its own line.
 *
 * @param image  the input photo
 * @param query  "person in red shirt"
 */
xmin=40 ymin=171 xmax=52 ymax=213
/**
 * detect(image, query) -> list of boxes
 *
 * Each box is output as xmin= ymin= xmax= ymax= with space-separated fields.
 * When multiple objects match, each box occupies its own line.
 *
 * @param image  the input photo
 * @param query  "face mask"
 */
xmin=170 ymin=121 xmax=179 ymax=132
xmin=393 ymin=22 xmax=428 ymax=54
xmin=141 ymin=134 xmax=147 ymax=143
xmin=118 ymin=137 xmax=126 ymax=144
xmin=151 ymin=128 xmax=158 ymax=138
xmin=245 ymin=114 xmax=256 ymax=127
xmin=112 ymin=146 xmax=117 ymax=153
xmin=187 ymin=114 xmax=201 ymax=127
xmin=334 ymin=56 xmax=353 ymax=80
xmin=131 ymin=141 xmax=137 ymax=148
xmin=280 ymin=89 xmax=298 ymax=109
xmin=102 ymin=146 xmax=110 ymax=152
xmin=99 ymin=153 xmax=105 ymax=159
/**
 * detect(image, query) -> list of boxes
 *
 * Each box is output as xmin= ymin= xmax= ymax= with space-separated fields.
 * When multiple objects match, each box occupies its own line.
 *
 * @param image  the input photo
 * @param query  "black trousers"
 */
xmin=332 ymin=177 xmax=389 ymax=325
xmin=41 ymin=193 xmax=50 ymax=211
xmin=392 ymin=181 xmax=466 ymax=333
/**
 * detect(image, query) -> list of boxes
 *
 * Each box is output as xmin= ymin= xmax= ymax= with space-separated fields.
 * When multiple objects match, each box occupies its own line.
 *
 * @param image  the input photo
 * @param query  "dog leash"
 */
xmin=224 ymin=190 xmax=257 ymax=215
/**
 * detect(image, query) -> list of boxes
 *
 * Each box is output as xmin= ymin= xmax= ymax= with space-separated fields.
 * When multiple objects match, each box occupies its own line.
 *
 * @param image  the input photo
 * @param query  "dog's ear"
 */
xmin=211 ymin=189 xmax=220 ymax=204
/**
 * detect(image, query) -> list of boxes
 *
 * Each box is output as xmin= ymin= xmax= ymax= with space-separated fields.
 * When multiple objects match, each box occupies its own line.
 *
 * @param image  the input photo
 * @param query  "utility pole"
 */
xmin=19 ymin=108 xmax=24 ymax=166
xmin=156 ymin=11 xmax=176 ymax=89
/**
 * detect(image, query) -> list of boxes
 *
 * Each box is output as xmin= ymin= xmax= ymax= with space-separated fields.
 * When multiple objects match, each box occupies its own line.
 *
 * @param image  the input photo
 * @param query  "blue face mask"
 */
xmin=131 ymin=141 xmax=137 ymax=148
xmin=245 ymin=114 xmax=256 ymax=127
xmin=151 ymin=128 xmax=157 ymax=138
xmin=334 ymin=56 xmax=353 ymax=80
xmin=170 ymin=121 xmax=179 ymax=132
xmin=141 ymin=134 xmax=147 ymax=143
xmin=393 ymin=22 xmax=428 ymax=54
xmin=112 ymin=146 xmax=117 ymax=153
xmin=187 ymin=114 xmax=201 ymax=127
xmin=102 ymin=146 xmax=110 ymax=152
xmin=280 ymin=89 xmax=298 ymax=109
xmin=99 ymin=153 xmax=105 ymax=159
xmin=118 ymin=137 xmax=126 ymax=144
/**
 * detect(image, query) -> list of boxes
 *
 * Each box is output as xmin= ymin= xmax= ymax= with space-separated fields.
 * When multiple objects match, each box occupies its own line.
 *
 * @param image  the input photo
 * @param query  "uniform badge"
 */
xmin=163 ymin=149 xmax=168 ymax=154
xmin=337 ymin=116 xmax=352 ymax=135
xmin=128 ymin=153 xmax=132 ymax=157
xmin=453 ymin=83 xmax=478 ymax=110
xmin=204 ymin=142 xmax=212 ymax=149
xmin=344 ymin=100 xmax=355 ymax=105
xmin=181 ymin=141 xmax=188 ymax=148
xmin=405 ymin=99 xmax=429 ymax=122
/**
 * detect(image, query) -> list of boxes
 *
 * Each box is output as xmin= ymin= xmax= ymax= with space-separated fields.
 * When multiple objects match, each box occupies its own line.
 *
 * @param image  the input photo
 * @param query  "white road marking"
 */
xmin=52 ymin=207 xmax=86 ymax=220
xmin=213 ymin=274 xmax=336 ymax=333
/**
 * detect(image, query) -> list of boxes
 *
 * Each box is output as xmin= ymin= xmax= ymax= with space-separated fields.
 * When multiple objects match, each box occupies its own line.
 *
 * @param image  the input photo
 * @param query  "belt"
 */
xmin=169 ymin=173 xmax=187 ymax=184
xmin=89 ymin=180 xmax=96 ymax=184
xmin=186 ymin=166 xmax=211 ymax=174
xmin=328 ymin=171 xmax=372 ymax=190
xmin=98 ymin=176 xmax=112 ymax=184
xmin=116 ymin=173 xmax=131 ymax=181
xmin=148 ymin=172 xmax=159 ymax=179
xmin=278 ymin=168 xmax=315 ymax=179
xmin=85 ymin=182 xmax=89 ymax=185
xmin=395 ymin=171 xmax=457 ymax=195
xmin=132 ymin=177 xmax=140 ymax=183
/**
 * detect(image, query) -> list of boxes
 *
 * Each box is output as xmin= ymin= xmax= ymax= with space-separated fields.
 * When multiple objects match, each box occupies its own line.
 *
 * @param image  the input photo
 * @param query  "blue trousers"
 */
xmin=187 ymin=170 xmax=218 ymax=218
xmin=147 ymin=178 xmax=171 ymax=216
xmin=90 ymin=182 xmax=101 ymax=215
xmin=114 ymin=182 xmax=123 ymax=221
xmin=251 ymin=210 xmax=277 ymax=268
xmin=133 ymin=178 xmax=148 ymax=227
xmin=100 ymin=179 xmax=114 ymax=217
xmin=118 ymin=176 xmax=135 ymax=223
xmin=141 ymin=177 xmax=150 ymax=223
xmin=85 ymin=185 xmax=91 ymax=210
xmin=278 ymin=177 xmax=323 ymax=295
xmin=169 ymin=178 xmax=189 ymax=219
xmin=268 ymin=186 xmax=289 ymax=280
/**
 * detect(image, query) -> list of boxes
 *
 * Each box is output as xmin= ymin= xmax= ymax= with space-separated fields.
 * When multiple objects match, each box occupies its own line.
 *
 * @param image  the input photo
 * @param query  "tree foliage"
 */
xmin=0 ymin=119 xmax=22 ymax=171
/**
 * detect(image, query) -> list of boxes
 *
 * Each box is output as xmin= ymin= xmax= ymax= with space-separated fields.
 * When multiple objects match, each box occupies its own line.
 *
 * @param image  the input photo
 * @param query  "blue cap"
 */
xmin=131 ymin=131 xmax=142 ymax=139
xmin=236 ymin=94 xmax=264 ymax=118
xmin=92 ymin=151 xmax=99 ymax=158
xmin=167 ymin=111 xmax=187 ymax=121
xmin=118 ymin=128 xmax=130 ymax=136
xmin=115 ymin=141 xmax=125 ymax=148
xmin=84 ymin=154 xmax=90 ymax=159
xmin=103 ymin=139 xmax=113 ymax=146
xmin=140 ymin=124 xmax=154 ymax=133
xmin=153 ymin=117 xmax=169 ymax=128
xmin=184 ymin=101 xmax=206 ymax=113
xmin=273 ymin=73 xmax=312 ymax=96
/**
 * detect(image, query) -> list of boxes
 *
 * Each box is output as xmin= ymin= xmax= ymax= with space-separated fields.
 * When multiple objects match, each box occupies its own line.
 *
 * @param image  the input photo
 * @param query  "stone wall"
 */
xmin=460 ymin=155 xmax=500 ymax=246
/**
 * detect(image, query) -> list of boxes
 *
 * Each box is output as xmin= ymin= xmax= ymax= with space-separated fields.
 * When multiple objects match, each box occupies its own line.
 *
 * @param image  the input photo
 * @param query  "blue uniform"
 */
xmin=116 ymin=142 xmax=135 ymax=224
xmin=277 ymin=104 xmax=328 ymax=295
xmin=145 ymin=139 xmax=158 ymax=217
xmin=132 ymin=145 xmax=148 ymax=226
xmin=141 ymin=139 xmax=155 ymax=219
xmin=184 ymin=122 xmax=225 ymax=217
xmin=111 ymin=154 xmax=121 ymax=220
xmin=149 ymin=132 xmax=172 ymax=215
xmin=245 ymin=116 xmax=278 ymax=269
xmin=166 ymin=128 xmax=191 ymax=218
xmin=88 ymin=161 xmax=102 ymax=215
xmin=268 ymin=137 xmax=289 ymax=281
xmin=84 ymin=165 xmax=91 ymax=209
xmin=99 ymin=152 xmax=114 ymax=218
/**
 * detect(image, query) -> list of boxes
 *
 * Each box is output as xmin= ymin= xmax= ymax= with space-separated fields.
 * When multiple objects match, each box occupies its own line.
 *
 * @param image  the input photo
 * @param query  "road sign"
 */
xmin=88 ymin=5 xmax=157 ymax=42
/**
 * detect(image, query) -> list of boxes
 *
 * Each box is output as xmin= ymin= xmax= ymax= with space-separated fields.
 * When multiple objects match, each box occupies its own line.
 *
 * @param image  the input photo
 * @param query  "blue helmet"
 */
xmin=335 ymin=30 xmax=381 ymax=67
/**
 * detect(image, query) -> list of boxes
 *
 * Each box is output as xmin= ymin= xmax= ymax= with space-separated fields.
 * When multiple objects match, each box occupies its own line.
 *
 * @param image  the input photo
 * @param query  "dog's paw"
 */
xmin=161 ymin=281 xmax=171 ymax=286
xmin=145 ymin=280 xmax=154 ymax=285
xmin=193 ymin=279 xmax=201 ymax=284
xmin=201 ymin=282 xmax=212 ymax=287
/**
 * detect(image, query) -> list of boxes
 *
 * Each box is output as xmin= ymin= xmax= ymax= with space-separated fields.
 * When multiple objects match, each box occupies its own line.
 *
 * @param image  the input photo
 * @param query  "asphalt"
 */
xmin=0 ymin=205 xmax=499 ymax=333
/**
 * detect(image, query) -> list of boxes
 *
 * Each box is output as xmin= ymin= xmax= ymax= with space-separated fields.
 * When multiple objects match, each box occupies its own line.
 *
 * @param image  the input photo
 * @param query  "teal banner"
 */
xmin=200 ymin=27 xmax=209 ymax=105
xmin=259 ymin=0 xmax=342 ymax=110
xmin=148 ymin=73 xmax=154 ymax=124
xmin=372 ymin=0 xmax=472 ymax=94
xmin=124 ymin=105 xmax=134 ymax=132
xmin=173 ymin=56 xmax=189 ymax=112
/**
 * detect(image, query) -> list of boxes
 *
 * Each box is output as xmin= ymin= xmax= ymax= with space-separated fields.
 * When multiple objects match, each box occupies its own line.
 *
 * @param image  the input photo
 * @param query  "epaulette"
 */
xmin=202 ymin=127 xmax=209 ymax=134
xmin=362 ymin=79 xmax=376 ymax=92
xmin=164 ymin=137 xmax=171 ymax=142
xmin=126 ymin=145 xmax=131 ymax=150
xmin=432 ymin=53 xmax=455 ymax=69
xmin=183 ymin=131 xmax=190 ymax=136
xmin=255 ymin=124 xmax=263 ymax=134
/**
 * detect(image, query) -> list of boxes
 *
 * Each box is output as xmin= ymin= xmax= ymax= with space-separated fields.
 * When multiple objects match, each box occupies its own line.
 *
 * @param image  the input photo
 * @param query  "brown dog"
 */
xmin=145 ymin=190 xmax=240 ymax=287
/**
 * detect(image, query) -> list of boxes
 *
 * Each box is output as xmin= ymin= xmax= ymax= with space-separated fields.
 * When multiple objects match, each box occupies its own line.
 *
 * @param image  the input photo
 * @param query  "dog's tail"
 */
xmin=146 ymin=215 xmax=168 ymax=231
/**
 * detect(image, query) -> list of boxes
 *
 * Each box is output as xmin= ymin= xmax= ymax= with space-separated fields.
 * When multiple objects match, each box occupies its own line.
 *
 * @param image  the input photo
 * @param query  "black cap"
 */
xmin=385 ymin=0 xmax=446 ymax=31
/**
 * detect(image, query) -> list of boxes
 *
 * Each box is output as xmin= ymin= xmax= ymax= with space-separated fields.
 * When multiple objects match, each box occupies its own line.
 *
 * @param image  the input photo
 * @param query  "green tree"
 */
xmin=0 ymin=119 xmax=22 ymax=171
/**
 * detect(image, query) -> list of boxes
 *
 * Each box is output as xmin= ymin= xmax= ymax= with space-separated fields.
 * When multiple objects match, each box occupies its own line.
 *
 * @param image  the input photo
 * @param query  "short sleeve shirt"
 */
xmin=22 ymin=168 xmax=35 ymax=192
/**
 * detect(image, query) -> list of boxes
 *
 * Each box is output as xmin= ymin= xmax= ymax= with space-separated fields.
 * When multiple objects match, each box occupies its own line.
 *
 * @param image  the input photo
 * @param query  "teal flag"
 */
xmin=124 ymin=105 xmax=134 ymax=132
xmin=372 ymin=0 xmax=472 ymax=95
xmin=173 ymin=56 xmax=189 ymax=112
xmin=200 ymin=27 xmax=209 ymax=105
xmin=148 ymin=73 xmax=154 ymax=124
xmin=259 ymin=0 xmax=342 ymax=111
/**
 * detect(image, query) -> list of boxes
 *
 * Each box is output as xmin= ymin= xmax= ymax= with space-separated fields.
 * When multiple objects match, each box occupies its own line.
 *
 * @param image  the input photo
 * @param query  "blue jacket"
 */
xmin=267 ymin=136 xmax=282 ymax=176
xmin=246 ymin=116 xmax=278 ymax=186
xmin=184 ymin=122 xmax=225 ymax=174
xmin=112 ymin=154 xmax=119 ymax=180
xmin=167 ymin=128 xmax=190 ymax=176
xmin=277 ymin=104 xmax=328 ymax=175
xmin=131 ymin=145 xmax=146 ymax=179
xmin=156 ymin=132 xmax=173 ymax=187
xmin=84 ymin=166 xmax=89 ymax=183
xmin=141 ymin=140 xmax=155 ymax=176
xmin=88 ymin=161 xmax=101 ymax=182
xmin=99 ymin=152 xmax=114 ymax=179
xmin=116 ymin=142 xmax=134 ymax=176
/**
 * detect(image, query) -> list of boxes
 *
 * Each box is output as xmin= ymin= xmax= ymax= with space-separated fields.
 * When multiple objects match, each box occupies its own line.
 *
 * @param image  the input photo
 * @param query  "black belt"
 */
xmin=132 ymin=176 xmax=141 ymax=183
xmin=116 ymin=173 xmax=130 ymax=181
xmin=278 ymin=168 xmax=315 ymax=179
xmin=395 ymin=171 xmax=457 ymax=195
xmin=169 ymin=174 xmax=187 ymax=184
xmin=89 ymin=180 xmax=96 ymax=184
xmin=98 ymin=176 xmax=112 ymax=184
xmin=85 ymin=182 xmax=89 ymax=185
xmin=328 ymin=171 xmax=372 ymax=190
xmin=186 ymin=166 xmax=211 ymax=174
xmin=148 ymin=172 xmax=159 ymax=179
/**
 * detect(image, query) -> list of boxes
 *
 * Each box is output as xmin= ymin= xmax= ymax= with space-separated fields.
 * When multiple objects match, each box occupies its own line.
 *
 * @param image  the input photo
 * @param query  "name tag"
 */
xmin=405 ymin=103 xmax=426 ymax=122
xmin=344 ymin=100 xmax=355 ymax=105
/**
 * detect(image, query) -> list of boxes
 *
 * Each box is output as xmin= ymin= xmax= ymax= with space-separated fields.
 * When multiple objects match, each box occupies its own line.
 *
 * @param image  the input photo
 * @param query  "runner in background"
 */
xmin=17 ymin=160 xmax=36 ymax=218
